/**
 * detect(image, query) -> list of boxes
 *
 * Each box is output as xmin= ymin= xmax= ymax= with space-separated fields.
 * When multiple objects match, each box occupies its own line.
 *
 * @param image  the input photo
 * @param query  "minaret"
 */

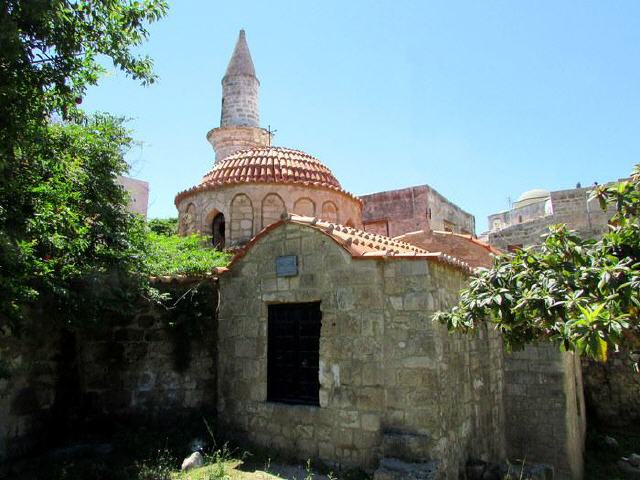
xmin=207 ymin=30 xmax=270 ymax=162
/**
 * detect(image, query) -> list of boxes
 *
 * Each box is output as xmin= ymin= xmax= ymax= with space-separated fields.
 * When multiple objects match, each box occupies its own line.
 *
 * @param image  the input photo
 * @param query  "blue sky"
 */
xmin=83 ymin=1 xmax=640 ymax=232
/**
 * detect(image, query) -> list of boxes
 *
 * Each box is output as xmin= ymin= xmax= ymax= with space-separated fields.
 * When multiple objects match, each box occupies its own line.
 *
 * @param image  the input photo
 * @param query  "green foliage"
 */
xmin=0 ymin=0 xmax=168 ymax=163
xmin=434 ymin=164 xmax=640 ymax=361
xmin=0 ymin=115 xmax=153 ymax=329
xmin=0 ymin=0 xmax=167 ymax=330
xmin=145 ymin=230 xmax=230 ymax=277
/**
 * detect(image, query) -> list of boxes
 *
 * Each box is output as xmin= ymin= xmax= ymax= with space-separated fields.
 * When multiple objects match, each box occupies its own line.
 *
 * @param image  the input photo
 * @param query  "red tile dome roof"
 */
xmin=175 ymin=147 xmax=361 ymax=205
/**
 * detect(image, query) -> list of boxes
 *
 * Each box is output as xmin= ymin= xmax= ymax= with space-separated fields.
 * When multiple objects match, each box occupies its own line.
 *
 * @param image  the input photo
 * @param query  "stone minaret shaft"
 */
xmin=221 ymin=29 xmax=259 ymax=127
xmin=208 ymin=30 xmax=270 ymax=162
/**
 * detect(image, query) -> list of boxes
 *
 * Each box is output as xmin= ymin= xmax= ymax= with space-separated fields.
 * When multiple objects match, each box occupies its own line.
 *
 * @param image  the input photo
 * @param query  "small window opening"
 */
xmin=212 ymin=212 xmax=225 ymax=249
xmin=427 ymin=208 xmax=432 ymax=220
xmin=518 ymin=215 xmax=523 ymax=223
xmin=268 ymin=302 xmax=321 ymax=406
xmin=443 ymin=220 xmax=455 ymax=233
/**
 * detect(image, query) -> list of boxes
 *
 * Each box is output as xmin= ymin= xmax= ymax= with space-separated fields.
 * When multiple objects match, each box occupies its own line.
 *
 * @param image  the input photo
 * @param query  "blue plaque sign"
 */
xmin=276 ymin=255 xmax=298 ymax=277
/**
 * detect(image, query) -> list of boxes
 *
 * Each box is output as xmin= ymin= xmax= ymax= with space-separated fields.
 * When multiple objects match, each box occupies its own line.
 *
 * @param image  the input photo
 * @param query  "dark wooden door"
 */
xmin=267 ymin=302 xmax=321 ymax=406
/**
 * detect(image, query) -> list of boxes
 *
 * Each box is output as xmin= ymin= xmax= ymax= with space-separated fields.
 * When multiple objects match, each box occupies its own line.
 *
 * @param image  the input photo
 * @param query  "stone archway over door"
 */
xmin=212 ymin=212 xmax=226 ymax=249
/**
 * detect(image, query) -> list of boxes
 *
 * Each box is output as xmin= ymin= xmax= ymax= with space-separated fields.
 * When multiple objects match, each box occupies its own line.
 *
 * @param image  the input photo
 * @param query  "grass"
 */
xmin=4 ymin=415 xmax=366 ymax=480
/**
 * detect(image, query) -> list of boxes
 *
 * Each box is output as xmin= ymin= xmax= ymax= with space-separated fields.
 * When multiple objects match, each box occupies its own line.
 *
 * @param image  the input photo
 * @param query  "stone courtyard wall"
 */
xmin=217 ymin=222 xmax=505 ymax=476
xmin=503 ymin=345 xmax=586 ymax=480
xmin=0 ymin=279 xmax=217 ymax=463
xmin=0 ymin=315 xmax=62 ymax=462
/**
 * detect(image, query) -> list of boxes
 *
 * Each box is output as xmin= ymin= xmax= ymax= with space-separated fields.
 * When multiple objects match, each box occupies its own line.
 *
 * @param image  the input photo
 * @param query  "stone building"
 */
xmin=171 ymin=30 xmax=587 ymax=479
xmin=484 ymin=185 xmax=613 ymax=251
xmin=215 ymin=215 xmax=505 ymax=478
xmin=117 ymin=175 xmax=149 ymax=217
xmin=361 ymin=185 xmax=475 ymax=238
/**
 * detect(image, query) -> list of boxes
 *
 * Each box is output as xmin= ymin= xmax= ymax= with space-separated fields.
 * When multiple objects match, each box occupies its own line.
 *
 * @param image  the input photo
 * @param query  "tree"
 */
xmin=1 ymin=0 xmax=167 ymax=159
xmin=0 ymin=1 xmax=167 ymax=330
xmin=434 ymin=164 xmax=640 ymax=363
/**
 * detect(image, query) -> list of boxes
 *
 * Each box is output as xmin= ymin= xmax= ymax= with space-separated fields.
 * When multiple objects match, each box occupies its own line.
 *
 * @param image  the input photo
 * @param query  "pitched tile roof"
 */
xmin=175 ymin=147 xmax=362 ymax=206
xmin=394 ymin=230 xmax=502 ymax=269
xmin=215 ymin=214 xmax=474 ymax=275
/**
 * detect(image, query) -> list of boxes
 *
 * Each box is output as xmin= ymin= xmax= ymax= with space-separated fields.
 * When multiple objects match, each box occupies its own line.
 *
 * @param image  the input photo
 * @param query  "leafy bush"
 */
xmin=148 ymin=218 xmax=179 ymax=236
xmin=144 ymin=229 xmax=230 ymax=277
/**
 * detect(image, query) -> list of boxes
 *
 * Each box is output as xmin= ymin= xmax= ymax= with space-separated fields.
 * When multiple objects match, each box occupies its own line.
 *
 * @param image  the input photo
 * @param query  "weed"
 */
xmin=304 ymin=459 xmax=313 ymax=480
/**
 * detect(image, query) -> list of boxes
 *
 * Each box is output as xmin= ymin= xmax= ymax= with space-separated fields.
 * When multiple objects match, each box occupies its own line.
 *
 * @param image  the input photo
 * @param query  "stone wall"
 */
xmin=0 ymin=279 xmax=217 ymax=463
xmin=0 ymin=315 xmax=63 ymax=462
xmin=503 ymin=345 xmax=586 ymax=480
xmin=361 ymin=185 xmax=475 ymax=238
xmin=77 ymin=280 xmax=217 ymax=417
xmin=217 ymin=222 xmax=505 ymax=476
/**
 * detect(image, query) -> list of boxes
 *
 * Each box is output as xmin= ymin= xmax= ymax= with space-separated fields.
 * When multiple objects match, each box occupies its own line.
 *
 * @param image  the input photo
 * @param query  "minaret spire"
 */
xmin=207 ymin=30 xmax=270 ymax=162
xmin=224 ymin=29 xmax=256 ymax=79
xmin=220 ymin=29 xmax=260 ymax=128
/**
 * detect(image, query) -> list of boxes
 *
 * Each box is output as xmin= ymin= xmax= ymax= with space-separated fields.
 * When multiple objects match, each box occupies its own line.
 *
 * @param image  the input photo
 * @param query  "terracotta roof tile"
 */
xmin=221 ymin=214 xmax=474 ymax=275
xmin=175 ymin=147 xmax=362 ymax=206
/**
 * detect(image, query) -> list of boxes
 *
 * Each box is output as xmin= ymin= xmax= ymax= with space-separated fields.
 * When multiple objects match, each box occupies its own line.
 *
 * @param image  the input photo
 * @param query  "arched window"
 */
xmin=230 ymin=194 xmax=254 ymax=243
xmin=321 ymin=201 xmax=338 ymax=223
xmin=181 ymin=203 xmax=197 ymax=235
xmin=293 ymin=197 xmax=316 ymax=217
xmin=212 ymin=212 xmax=225 ymax=249
xmin=262 ymin=193 xmax=286 ymax=229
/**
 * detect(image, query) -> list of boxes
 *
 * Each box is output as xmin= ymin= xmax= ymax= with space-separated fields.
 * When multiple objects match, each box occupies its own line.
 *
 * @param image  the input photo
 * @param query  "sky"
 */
xmin=83 ymin=0 xmax=640 ymax=232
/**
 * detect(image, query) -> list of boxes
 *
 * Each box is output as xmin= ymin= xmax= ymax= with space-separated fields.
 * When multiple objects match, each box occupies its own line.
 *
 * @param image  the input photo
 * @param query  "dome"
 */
xmin=175 ymin=146 xmax=360 ymax=205
xmin=516 ymin=188 xmax=550 ymax=204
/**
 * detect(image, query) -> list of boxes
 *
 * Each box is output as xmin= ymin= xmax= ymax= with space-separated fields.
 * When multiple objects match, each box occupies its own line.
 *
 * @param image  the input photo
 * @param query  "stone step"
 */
xmin=373 ymin=458 xmax=441 ymax=480
xmin=382 ymin=430 xmax=432 ymax=462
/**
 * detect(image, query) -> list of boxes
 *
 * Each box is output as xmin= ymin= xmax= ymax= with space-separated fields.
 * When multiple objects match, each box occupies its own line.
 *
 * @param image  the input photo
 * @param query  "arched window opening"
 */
xmin=212 ymin=212 xmax=226 ymax=249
